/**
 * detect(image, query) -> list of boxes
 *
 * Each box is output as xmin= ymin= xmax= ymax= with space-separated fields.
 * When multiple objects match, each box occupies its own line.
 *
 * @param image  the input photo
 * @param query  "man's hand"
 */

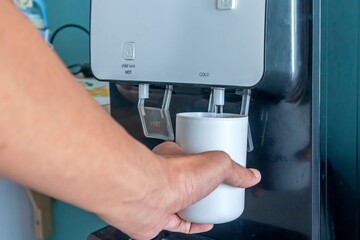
xmin=100 ymin=142 xmax=261 ymax=240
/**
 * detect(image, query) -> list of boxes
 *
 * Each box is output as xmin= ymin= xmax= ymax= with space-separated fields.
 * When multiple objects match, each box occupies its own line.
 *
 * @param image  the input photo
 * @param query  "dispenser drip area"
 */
xmin=88 ymin=221 xmax=308 ymax=240
xmin=88 ymin=227 xmax=215 ymax=240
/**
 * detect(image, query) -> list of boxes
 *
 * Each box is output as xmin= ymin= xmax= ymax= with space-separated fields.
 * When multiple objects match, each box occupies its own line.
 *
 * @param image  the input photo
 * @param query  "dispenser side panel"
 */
xmin=90 ymin=0 xmax=266 ymax=87
xmin=257 ymin=0 xmax=310 ymax=97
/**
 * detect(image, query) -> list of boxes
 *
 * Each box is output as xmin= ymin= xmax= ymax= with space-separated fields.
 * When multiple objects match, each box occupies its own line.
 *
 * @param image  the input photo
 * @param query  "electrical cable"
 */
xmin=50 ymin=23 xmax=89 ymax=45
xmin=50 ymin=24 xmax=92 ymax=77
xmin=67 ymin=63 xmax=83 ymax=75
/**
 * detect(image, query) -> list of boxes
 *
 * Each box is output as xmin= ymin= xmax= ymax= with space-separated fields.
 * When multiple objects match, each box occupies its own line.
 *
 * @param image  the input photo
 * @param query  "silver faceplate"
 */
xmin=91 ymin=0 xmax=266 ymax=87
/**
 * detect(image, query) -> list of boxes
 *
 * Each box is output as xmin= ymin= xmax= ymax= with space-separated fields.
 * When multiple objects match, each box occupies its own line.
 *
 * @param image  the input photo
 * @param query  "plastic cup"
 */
xmin=176 ymin=112 xmax=248 ymax=224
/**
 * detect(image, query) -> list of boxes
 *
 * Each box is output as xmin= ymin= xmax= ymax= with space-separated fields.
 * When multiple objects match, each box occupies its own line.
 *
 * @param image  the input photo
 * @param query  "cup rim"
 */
xmin=176 ymin=112 xmax=248 ymax=120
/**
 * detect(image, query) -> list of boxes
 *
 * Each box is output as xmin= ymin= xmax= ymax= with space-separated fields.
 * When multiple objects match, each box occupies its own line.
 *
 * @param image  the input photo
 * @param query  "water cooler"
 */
xmin=86 ymin=0 xmax=359 ymax=239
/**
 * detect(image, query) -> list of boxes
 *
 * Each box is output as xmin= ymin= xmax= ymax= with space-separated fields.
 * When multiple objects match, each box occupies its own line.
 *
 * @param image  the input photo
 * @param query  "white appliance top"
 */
xmin=91 ymin=0 xmax=266 ymax=87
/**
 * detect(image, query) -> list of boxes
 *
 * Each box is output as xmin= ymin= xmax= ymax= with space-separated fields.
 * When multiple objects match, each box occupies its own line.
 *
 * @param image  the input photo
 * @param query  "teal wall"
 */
xmin=49 ymin=201 xmax=105 ymax=240
xmin=321 ymin=0 xmax=359 ymax=191
xmin=46 ymin=0 xmax=90 ymax=67
xmin=44 ymin=1 xmax=106 ymax=239
xmin=321 ymin=0 xmax=359 ymax=199
xmin=320 ymin=0 xmax=360 ymax=238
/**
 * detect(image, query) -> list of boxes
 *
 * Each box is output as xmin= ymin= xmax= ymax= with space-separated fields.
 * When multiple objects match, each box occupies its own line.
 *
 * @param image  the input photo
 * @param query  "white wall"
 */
xmin=0 ymin=179 xmax=35 ymax=240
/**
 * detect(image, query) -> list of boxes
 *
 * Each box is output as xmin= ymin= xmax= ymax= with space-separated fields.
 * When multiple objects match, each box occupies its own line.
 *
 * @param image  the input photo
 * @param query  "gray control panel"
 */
xmin=91 ymin=0 xmax=266 ymax=87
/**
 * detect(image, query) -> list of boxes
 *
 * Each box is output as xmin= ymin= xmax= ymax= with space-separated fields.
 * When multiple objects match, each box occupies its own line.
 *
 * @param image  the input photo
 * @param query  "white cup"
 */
xmin=176 ymin=112 xmax=248 ymax=224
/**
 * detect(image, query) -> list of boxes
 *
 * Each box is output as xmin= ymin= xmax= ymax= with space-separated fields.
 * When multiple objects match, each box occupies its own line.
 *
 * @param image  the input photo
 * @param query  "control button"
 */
xmin=123 ymin=42 xmax=136 ymax=60
xmin=217 ymin=0 xmax=236 ymax=10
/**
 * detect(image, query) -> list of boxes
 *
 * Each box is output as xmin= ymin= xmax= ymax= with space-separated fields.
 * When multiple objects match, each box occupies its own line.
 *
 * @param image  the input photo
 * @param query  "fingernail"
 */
xmin=249 ymin=168 xmax=261 ymax=179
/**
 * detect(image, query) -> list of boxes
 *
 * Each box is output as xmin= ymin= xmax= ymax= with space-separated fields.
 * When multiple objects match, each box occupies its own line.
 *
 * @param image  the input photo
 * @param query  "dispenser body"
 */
xmin=89 ymin=0 xmax=317 ymax=239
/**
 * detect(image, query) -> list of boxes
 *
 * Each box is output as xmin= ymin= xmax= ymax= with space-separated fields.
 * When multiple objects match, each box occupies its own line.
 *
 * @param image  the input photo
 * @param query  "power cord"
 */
xmin=50 ymin=24 xmax=89 ymax=45
xmin=68 ymin=63 xmax=93 ymax=77
xmin=50 ymin=24 xmax=92 ymax=77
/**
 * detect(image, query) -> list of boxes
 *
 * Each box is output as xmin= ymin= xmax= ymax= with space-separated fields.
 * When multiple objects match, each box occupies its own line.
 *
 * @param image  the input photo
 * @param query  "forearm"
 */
xmin=0 ymin=0 xmax=165 ymax=215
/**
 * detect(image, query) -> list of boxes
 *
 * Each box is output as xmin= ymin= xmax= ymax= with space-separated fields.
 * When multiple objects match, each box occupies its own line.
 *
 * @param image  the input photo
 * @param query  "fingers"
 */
xmin=224 ymin=165 xmax=261 ymax=188
xmin=167 ymin=151 xmax=261 ymax=207
xmin=153 ymin=142 xmax=261 ymax=208
xmin=189 ymin=151 xmax=261 ymax=188
xmin=163 ymin=214 xmax=213 ymax=234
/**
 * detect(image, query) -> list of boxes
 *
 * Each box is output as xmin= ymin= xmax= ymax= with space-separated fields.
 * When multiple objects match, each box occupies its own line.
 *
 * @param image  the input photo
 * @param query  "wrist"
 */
xmin=89 ymin=140 xmax=171 ymax=224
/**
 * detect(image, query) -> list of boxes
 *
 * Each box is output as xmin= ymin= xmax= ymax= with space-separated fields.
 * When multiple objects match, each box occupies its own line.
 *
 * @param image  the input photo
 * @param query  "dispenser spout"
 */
xmin=137 ymin=84 xmax=174 ymax=141
xmin=212 ymin=87 xmax=225 ymax=114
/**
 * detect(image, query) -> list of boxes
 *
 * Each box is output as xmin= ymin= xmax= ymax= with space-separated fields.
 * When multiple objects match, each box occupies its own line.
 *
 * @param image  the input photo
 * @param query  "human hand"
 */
xmin=100 ymin=141 xmax=260 ymax=240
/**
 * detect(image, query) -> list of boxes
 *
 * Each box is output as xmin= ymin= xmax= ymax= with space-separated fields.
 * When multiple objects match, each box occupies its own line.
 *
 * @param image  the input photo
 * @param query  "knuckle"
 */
xmin=211 ymin=150 xmax=233 ymax=174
